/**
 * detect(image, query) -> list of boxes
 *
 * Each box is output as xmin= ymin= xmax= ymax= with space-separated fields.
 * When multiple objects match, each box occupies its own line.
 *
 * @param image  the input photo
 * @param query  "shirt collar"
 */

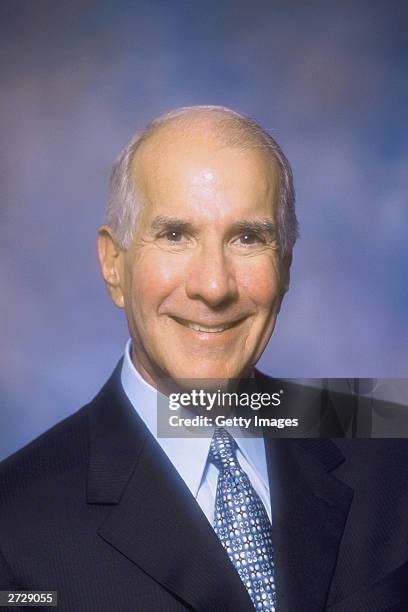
xmin=120 ymin=339 xmax=270 ymax=495
xmin=121 ymin=339 xmax=211 ymax=497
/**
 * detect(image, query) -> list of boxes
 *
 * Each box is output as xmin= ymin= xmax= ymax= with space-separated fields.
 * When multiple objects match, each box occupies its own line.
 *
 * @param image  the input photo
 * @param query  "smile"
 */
xmin=172 ymin=316 xmax=244 ymax=333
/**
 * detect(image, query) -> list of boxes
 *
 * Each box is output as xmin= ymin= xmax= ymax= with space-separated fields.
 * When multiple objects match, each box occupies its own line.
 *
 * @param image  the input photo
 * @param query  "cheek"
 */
xmin=238 ymin=259 xmax=282 ymax=309
xmin=129 ymin=251 xmax=186 ymax=314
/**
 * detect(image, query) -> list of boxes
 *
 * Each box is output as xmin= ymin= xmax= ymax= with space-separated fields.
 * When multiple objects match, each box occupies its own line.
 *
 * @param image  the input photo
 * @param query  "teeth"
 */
xmin=188 ymin=322 xmax=226 ymax=333
xmin=173 ymin=316 xmax=241 ymax=332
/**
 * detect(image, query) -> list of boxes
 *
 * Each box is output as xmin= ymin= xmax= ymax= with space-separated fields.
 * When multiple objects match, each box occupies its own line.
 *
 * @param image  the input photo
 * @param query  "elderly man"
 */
xmin=1 ymin=106 xmax=408 ymax=612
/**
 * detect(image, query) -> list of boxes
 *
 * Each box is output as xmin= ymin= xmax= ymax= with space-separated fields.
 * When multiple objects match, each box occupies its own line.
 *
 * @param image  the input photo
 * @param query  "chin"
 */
xmin=169 ymin=361 xmax=242 ymax=383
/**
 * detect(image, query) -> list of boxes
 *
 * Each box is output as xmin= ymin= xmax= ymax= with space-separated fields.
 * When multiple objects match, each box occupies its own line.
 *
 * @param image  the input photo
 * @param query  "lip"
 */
xmin=170 ymin=315 xmax=247 ymax=334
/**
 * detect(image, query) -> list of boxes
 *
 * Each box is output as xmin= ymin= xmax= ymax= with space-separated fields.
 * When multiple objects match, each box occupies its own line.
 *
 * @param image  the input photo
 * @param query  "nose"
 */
xmin=185 ymin=242 xmax=238 ymax=307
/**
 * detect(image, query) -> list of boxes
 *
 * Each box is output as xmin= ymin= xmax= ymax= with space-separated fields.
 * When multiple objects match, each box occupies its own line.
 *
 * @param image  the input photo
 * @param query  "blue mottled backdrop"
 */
xmin=1 ymin=0 xmax=407 ymax=459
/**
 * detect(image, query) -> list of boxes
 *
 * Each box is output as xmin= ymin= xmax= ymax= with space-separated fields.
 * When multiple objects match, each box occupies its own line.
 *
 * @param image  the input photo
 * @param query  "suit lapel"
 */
xmin=253 ymin=372 xmax=354 ymax=609
xmin=86 ymin=364 xmax=253 ymax=611
xmin=266 ymin=438 xmax=353 ymax=612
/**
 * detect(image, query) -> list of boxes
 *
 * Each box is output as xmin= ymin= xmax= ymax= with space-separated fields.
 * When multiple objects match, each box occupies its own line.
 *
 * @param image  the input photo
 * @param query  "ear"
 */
xmin=277 ymin=251 xmax=292 ymax=314
xmin=97 ymin=226 xmax=126 ymax=308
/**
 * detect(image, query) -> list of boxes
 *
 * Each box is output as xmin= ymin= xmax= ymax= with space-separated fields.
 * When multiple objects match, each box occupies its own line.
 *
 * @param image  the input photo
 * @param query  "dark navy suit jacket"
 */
xmin=1 ymin=365 xmax=408 ymax=611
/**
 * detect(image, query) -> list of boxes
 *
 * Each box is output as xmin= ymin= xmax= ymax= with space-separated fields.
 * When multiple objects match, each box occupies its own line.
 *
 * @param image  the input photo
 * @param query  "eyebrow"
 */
xmin=150 ymin=215 xmax=194 ymax=233
xmin=149 ymin=215 xmax=277 ymax=238
xmin=232 ymin=218 xmax=277 ymax=238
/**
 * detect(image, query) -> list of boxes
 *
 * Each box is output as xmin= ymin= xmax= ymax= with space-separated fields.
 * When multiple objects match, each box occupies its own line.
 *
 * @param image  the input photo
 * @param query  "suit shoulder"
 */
xmin=0 ymin=404 xmax=89 ymax=504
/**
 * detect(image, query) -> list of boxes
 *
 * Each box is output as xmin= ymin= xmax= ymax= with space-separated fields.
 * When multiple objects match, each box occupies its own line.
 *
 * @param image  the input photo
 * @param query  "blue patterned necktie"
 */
xmin=209 ymin=427 xmax=277 ymax=611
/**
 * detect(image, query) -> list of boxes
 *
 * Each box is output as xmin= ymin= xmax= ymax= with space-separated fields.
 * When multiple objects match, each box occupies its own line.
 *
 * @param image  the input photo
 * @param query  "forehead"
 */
xmin=131 ymin=125 xmax=280 ymax=219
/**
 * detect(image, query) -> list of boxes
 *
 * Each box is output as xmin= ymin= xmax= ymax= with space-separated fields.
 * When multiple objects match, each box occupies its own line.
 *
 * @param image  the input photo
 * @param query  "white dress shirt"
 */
xmin=120 ymin=340 xmax=272 ymax=525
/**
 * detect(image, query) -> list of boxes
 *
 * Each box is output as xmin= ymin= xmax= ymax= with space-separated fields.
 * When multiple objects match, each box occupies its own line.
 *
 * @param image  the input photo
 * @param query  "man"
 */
xmin=1 ymin=106 xmax=408 ymax=612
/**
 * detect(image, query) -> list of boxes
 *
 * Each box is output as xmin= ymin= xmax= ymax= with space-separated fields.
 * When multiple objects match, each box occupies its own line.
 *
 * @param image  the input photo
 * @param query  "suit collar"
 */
xmin=254 ymin=370 xmax=354 ymax=437
xmin=86 ymin=362 xmax=254 ymax=611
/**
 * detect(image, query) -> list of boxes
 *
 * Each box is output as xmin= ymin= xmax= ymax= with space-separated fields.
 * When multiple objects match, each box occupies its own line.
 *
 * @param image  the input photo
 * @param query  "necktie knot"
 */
xmin=208 ymin=427 xmax=239 ymax=472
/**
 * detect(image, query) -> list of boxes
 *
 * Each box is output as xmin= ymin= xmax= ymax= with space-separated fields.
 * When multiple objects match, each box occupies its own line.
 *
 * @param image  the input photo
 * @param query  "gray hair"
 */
xmin=106 ymin=105 xmax=298 ymax=255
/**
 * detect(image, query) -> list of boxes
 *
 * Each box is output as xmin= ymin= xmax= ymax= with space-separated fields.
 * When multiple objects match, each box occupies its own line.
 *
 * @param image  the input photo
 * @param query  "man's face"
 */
xmin=102 ymin=130 xmax=290 ymax=386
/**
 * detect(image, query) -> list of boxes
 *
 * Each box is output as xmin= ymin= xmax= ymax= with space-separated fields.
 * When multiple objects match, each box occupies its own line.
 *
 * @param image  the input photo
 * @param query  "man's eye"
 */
xmin=236 ymin=233 xmax=265 ymax=246
xmin=162 ymin=230 xmax=185 ymax=242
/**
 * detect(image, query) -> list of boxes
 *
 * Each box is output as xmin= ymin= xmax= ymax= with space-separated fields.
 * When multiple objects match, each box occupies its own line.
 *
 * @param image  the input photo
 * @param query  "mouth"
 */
xmin=171 ymin=316 xmax=246 ymax=334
